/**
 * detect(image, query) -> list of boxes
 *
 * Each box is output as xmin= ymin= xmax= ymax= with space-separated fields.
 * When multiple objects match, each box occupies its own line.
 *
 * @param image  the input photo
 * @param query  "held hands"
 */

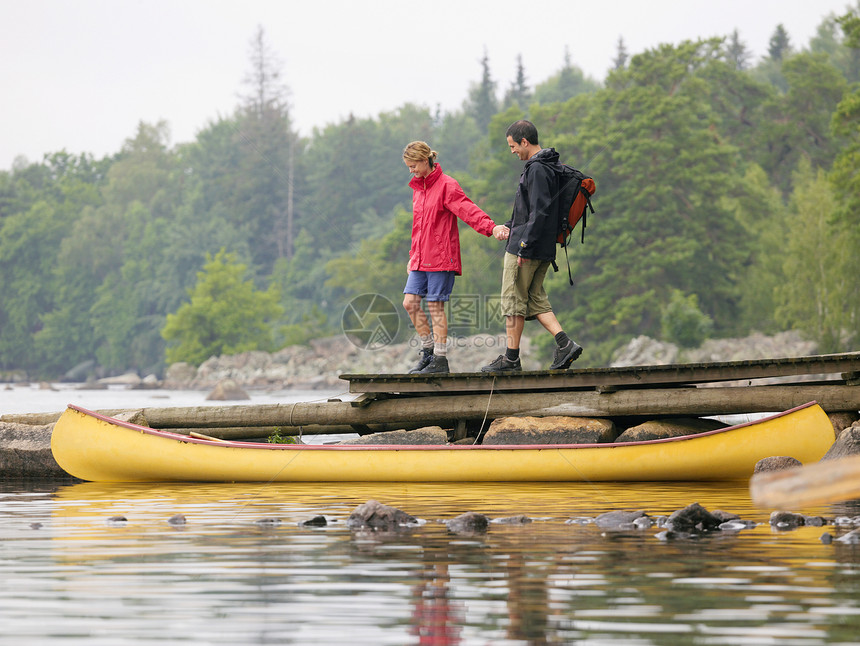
xmin=492 ymin=225 xmax=510 ymax=241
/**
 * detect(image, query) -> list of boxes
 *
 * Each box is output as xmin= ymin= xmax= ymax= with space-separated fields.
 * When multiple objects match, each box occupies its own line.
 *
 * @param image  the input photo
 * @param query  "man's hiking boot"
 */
xmin=416 ymin=355 xmax=449 ymax=374
xmin=481 ymin=354 xmax=522 ymax=372
xmin=408 ymin=348 xmax=434 ymax=374
xmin=549 ymin=340 xmax=583 ymax=370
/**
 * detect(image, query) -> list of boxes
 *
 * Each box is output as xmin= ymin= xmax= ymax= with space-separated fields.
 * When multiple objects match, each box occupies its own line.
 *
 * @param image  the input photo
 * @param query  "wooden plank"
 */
xmin=162 ymin=423 xmax=421 ymax=439
xmin=341 ymin=352 xmax=860 ymax=394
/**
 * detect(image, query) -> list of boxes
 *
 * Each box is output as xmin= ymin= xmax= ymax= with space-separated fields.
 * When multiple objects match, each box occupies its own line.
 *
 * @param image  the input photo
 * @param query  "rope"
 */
xmin=473 ymin=376 xmax=496 ymax=444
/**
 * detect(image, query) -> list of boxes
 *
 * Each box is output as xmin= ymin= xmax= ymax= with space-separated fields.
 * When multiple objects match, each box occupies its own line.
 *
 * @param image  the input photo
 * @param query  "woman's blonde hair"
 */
xmin=403 ymin=141 xmax=438 ymax=167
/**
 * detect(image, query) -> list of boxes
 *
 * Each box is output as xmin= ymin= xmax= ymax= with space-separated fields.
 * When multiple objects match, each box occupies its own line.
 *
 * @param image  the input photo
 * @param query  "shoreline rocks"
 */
xmin=821 ymin=423 xmax=860 ymax=460
xmin=8 ymin=330 xmax=834 ymax=394
xmin=0 ymin=422 xmax=69 ymax=479
xmin=483 ymin=416 xmax=617 ymax=445
xmin=611 ymin=331 xmax=818 ymax=367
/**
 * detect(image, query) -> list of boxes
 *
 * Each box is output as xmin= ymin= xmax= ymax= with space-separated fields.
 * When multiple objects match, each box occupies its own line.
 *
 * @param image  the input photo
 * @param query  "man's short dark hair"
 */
xmin=506 ymin=120 xmax=539 ymax=146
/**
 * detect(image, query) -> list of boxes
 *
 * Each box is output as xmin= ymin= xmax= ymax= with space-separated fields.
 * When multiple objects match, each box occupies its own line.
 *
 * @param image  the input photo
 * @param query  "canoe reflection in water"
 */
xmin=38 ymin=480 xmax=860 ymax=644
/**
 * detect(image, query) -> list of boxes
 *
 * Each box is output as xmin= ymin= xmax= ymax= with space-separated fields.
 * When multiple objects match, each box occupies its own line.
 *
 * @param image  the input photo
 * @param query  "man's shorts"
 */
xmin=403 ymin=270 xmax=456 ymax=302
xmin=500 ymin=252 xmax=553 ymax=318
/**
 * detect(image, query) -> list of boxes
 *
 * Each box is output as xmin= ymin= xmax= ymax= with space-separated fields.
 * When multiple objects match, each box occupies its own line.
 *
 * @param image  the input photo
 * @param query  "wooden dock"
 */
xmin=4 ymin=353 xmax=859 ymax=439
xmin=340 ymin=351 xmax=860 ymax=419
xmin=342 ymin=351 xmax=860 ymax=395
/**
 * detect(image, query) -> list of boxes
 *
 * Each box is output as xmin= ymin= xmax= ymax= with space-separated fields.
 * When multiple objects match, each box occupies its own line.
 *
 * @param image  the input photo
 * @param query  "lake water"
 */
xmin=2 ymin=386 xmax=859 ymax=644
xmin=0 ymin=382 xmax=351 ymax=417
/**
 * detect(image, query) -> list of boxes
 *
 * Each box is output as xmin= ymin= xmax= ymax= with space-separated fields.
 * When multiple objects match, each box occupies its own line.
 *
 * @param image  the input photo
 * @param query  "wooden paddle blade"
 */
xmin=750 ymin=454 xmax=860 ymax=509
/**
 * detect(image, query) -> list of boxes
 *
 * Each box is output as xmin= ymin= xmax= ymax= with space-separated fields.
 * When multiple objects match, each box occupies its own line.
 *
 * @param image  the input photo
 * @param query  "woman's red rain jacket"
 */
xmin=407 ymin=164 xmax=496 ymax=275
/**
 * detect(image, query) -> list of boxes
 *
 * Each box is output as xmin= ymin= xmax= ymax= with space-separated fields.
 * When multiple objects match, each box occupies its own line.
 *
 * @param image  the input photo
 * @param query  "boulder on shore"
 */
xmin=338 ymin=426 xmax=448 ymax=445
xmin=820 ymin=424 xmax=860 ymax=461
xmin=97 ymin=372 xmax=142 ymax=387
xmin=113 ymin=409 xmax=148 ymax=425
xmin=483 ymin=416 xmax=616 ymax=445
xmin=615 ymin=417 xmax=726 ymax=442
xmin=205 ymin=379 xmax=250 ymax=401
xmin=0 ymin=422 xmax=69 ymax=478
xmin=828 ymin=412 xmax=860 ymax=440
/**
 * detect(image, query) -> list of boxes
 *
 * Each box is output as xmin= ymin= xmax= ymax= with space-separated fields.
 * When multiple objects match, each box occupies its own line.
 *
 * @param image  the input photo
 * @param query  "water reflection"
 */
xmin=0 ymin=481 xmax=856 ymax=643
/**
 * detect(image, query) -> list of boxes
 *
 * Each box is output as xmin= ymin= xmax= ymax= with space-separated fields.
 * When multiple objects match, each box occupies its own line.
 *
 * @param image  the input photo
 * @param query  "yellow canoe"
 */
xmin=50 ymin=402 xmax=835 ymax=483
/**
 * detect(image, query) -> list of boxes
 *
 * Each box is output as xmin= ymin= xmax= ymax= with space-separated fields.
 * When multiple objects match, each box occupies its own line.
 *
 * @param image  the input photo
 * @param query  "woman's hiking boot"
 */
xmin=549 ymin=340 xmax=583 ymax=370
xmin=417 ymin=355 xmax=449 ymax=374
xmin=408 ymin=348 xmax=434 ymax=374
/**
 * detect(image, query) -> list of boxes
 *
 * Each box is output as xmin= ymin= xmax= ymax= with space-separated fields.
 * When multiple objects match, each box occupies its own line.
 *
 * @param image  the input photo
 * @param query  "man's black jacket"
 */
xmin=505 ymin=147 xmax=560 ymax=262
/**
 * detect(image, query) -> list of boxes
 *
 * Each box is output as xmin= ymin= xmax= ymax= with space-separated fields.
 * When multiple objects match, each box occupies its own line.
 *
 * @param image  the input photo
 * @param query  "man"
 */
xmin=481 ymin=120 xmax=583 ymax=372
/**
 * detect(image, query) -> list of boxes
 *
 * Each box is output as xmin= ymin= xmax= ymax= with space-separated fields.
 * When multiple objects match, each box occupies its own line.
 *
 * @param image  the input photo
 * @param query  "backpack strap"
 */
xmin=580 ymin=186 xmax=595 ymax=244
xmin=563 ymin=239 xmax=574 ymax=286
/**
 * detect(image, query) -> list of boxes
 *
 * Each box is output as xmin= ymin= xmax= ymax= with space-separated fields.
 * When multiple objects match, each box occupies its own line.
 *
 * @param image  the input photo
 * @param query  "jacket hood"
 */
xmin=525 ymin=147 xmax=560 ymax=168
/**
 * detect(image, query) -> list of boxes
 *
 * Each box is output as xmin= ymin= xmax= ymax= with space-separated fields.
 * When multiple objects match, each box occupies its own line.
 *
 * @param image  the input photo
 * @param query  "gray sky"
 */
xmin=1 ymin=0 xmax=854 ymax=170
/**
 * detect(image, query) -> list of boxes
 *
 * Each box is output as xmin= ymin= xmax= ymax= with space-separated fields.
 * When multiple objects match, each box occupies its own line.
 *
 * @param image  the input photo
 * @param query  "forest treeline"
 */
xmin=2 ymin=13 xmax=860 ymax=379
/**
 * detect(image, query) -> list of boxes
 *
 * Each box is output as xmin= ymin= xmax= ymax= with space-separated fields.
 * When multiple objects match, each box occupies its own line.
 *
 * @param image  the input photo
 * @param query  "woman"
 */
xmin=401 ymin=141 xmax=508 ymax=374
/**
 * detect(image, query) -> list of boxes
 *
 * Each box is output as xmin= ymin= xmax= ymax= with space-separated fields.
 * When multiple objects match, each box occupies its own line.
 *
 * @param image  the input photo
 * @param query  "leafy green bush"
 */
xmin=268 ymin=429 xmax=299 ymax=444
xmin=161 ymin=249 xmax=283 ymax=366
xmin=661 ymin=290 xmax=713 ymax=349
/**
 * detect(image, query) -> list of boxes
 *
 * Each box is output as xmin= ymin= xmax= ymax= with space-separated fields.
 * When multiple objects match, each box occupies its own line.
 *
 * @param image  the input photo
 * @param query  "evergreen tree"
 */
xmin=235 ymin=26 xmax=298 ymax=269
xmin=503 ymin=54 xmax=531 ymax=109
xmin=808 ymin=14 xmax=860 ymax=83
xmin=768 ymin=24 xmax=792 ymax=61
xmin=465 ymin=49 xmax=498 ymax=132
xmin=612 ymin=37 xmax=628 ymax=70
xmin=534 ymin=47 xmax=601 ymax=104
xmin=726 ymin=29 xmax=751 ymax=70
xmin=752 ymin=52 xmax=847 ymax=193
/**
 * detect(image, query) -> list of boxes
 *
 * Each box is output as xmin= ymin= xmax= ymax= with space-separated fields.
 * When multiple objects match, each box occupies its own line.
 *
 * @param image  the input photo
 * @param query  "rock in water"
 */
xmin=346 ymin=500 xmax=417 ymax=531
xmin=446 ymin=512 xmax=489 ymax=535
xmin=754 ymin=456 xmax=802 ymax=473
xmin=769 ymin=511 xmax=805 ymax=530
xmin=594 ymin=510 xmax=650 ymax=530
xmin=666 ymin=503 xmax=722 ymax=533
xmin=206 ymin=379 xmax=250 ymax=401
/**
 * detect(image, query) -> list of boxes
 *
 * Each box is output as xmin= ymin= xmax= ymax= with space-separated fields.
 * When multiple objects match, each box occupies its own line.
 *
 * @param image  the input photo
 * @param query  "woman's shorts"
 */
xmin=403 ymin=270 xmax=456 ymax=302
